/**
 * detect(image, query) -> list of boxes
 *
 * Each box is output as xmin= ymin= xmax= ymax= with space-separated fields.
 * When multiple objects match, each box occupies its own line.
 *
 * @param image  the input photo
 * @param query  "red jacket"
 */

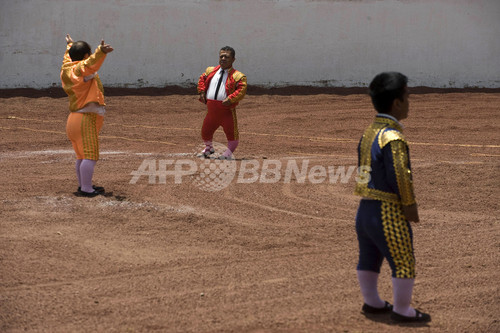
xmin=197 ymin=65 xmax=247 ymax=107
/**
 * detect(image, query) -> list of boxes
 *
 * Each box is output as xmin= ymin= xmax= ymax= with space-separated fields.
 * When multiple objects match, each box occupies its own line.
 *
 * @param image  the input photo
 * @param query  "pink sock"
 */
xmin=222 ymin=140 xmax=239 ymax=157
xmin=203 ymin=141 xmax=213 ymax=153
xmin=357 ymin=270 xmax=385 ymax=308
xmin=392 ymin=277 xmax=416 ymax=317
xmin=75 ymin=159 xmax=83 ymax=187
xmin=227 ymin=140 xmax=239 ymax=152
xmin=80 ymin=159 xmax=97 ymax=193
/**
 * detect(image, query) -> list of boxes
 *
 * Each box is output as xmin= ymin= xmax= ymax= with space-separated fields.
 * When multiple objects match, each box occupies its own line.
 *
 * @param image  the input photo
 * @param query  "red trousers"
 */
xmin=201 ymin=100 xmax=239 ymax=141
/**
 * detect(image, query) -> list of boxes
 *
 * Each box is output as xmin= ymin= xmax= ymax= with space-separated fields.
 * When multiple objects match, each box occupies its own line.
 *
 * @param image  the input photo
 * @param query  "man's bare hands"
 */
xmin=402 ymin=203 xmax=420 ymax=223
xmin=222 ymin=98 xmax=232 ymax=106
xmin=100 ymin=40 xmax=114 ymax=54
xmin=66 ymin=35 xmax=113 ymax=54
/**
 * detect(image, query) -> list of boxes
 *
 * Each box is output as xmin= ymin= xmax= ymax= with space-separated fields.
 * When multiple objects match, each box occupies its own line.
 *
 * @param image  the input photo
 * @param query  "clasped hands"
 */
xmin=199 ymin=92 xmax=231 ymax=106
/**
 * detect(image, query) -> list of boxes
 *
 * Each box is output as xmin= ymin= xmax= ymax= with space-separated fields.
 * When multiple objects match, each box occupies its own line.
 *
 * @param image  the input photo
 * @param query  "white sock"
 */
xmin=75 ymin=159 xmax=83 ymax=187
xmin=80 ymin=159 xmax=97 ymax=193
xmin=357 ymin=270 xmax=385 ymax=308
xmin=392 ymin=277 xmax=416 ymax=317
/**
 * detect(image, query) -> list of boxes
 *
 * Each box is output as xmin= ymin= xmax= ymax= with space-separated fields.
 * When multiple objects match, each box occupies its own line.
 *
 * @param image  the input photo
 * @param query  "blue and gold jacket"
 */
xmin=354 ymin=114 xmax=416 ymax=206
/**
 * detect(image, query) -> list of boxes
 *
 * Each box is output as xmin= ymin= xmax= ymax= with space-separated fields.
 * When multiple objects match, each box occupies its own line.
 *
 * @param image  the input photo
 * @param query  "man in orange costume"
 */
xmin=197 ymin=46 xmax=247 ymax=159
xmin=61 ymin=34 xmax=113 ymax=197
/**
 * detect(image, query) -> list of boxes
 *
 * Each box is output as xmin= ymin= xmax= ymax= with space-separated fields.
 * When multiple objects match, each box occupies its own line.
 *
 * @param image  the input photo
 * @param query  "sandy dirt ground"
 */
xmin=0 ymin=88 xmax=499 ymax=332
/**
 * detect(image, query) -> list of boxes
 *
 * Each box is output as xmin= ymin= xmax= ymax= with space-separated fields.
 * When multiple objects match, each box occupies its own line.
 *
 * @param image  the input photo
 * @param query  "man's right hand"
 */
xmin=100 ymin=40 xmax=114 ymax=54
xmin=402 ymin=203 xmax=420 ymax=222
xmin=199 ymin=92 xmax=207 ymax=104
xmin=65 ymin=34 xmax=73 ymax=44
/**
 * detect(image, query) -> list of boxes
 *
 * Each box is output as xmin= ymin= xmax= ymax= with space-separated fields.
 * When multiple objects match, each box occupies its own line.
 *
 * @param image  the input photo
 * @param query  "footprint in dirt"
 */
xmin=102 ymin=192 xmax=127 ymax=201
xmin=74 ymin=191 xmax=127 ymax=202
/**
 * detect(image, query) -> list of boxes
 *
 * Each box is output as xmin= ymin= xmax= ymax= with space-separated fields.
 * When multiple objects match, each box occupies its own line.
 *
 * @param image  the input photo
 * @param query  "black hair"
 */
xmin=368 ymin=72 xmax=408 ymax=113
xmin=69 ymin=41 xmax=91 ymax=61
xmin=220 ymin=46 xmax=235 ymax=58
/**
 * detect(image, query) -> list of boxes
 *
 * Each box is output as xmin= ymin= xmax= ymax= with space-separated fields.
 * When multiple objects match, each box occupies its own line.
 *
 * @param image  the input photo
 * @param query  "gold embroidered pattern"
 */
xmin=379 ymin=129 xmax=405 ymax=149
xmin=205 ymin=66 xmax=216 ymax=75
xmin=96 ymin=75 xmax=104 ymax=93
xmin=232 ymin=71 xmax=245 ymax=81
xmin=82 ymin=113 xmax=99 ymax=160
xmin=390 ymin=140 xmax=416 ymax=206
xmin=354 ymin=117 xmax=404 ymax=204
xmin=232 ymin=109 xmax=239 ymax=140
xmin=381 ymin=201 xmax=415 ymax=278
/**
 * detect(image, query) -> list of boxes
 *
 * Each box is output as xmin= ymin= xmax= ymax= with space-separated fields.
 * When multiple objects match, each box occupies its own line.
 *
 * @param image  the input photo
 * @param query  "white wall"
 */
xmin=1 ymin=0 xmax=499 ymax=89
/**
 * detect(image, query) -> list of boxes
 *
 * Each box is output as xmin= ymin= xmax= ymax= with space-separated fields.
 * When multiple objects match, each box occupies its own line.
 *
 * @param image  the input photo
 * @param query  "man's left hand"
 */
xmin=402 ymin=203 xmax=420 ymax=222
xmin=222 ymin=98 xmax=232 ymax=106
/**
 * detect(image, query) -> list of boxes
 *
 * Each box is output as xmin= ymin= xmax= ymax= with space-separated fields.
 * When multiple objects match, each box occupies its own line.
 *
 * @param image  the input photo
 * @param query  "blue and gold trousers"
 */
xmin=355 ymin=199 xmax=415 ymax=278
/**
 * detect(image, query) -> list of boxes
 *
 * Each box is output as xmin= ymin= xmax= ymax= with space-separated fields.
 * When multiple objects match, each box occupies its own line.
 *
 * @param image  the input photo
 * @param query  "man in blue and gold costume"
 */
xmin=354 ymin=72 xmax=431 ymax=323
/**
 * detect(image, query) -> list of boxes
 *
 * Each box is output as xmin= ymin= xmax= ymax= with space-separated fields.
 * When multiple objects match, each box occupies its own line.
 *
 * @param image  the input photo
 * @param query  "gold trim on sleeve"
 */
xmin=390 ymin=140 xmax=416 ymax=206
xmin=354 ymin=117 xmax=410 ymax=204
xmin=379 ymin=129 xmax=405 ymax=149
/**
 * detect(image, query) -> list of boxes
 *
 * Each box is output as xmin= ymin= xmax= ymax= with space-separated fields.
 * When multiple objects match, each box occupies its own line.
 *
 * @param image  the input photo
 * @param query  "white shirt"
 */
xmin=76 ymin=102 xmax=106 ymax=115
xmin=206 ymin=68 xmax=228 ymax=101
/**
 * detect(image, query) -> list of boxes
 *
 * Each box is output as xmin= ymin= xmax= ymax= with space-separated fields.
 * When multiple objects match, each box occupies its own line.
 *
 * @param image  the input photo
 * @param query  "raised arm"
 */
xmin=74 ymin=40 xmax=113 ymax=77
xmin=63 ymin=34 xmax=74 ymax=64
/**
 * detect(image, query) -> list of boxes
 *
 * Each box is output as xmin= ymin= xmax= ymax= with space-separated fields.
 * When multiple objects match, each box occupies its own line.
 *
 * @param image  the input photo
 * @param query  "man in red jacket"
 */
xmin=197 ymin=46 xmax=247 ymax=159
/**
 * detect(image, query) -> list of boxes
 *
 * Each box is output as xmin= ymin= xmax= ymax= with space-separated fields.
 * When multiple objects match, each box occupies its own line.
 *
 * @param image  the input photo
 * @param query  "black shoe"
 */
xmin=391 ymin=309 xmax=431 ymax=323
xmin=74 ymin=190 xmax=101 ymax=198
xmin=202 ymin=147 xmax=215 ymax=157
xmin=77 ymin=185 xmax=105 ymax=193
xmin=362 ymin=301 xmax=393 ymax=314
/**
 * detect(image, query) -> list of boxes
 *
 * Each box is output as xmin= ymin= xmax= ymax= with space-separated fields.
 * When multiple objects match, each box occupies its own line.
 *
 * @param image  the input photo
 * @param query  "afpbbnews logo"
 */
xmin=130 ymin=158 xmax=371 ymax=192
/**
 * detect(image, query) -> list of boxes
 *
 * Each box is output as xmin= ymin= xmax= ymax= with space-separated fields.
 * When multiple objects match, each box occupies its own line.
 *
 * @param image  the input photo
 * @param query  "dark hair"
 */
xmin=220 ymin=46 xmax=235 ymax=58
xmin=369 ymin=72 xmax=408 ymax=113
xmin=69 ymin=41 xmax=91 ymax=61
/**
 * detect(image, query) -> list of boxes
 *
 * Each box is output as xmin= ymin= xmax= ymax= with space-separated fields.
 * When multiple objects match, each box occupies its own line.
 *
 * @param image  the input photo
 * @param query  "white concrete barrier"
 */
xmin=1 ymin=0 xmax=499 ymax=89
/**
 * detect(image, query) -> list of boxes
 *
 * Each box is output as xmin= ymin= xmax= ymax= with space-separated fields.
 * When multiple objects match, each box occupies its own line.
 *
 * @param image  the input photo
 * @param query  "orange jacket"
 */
xmin=60 ymin=43 xmax=107 ymax=112
xmin=197 ymin=65 xmax=247 ymax=107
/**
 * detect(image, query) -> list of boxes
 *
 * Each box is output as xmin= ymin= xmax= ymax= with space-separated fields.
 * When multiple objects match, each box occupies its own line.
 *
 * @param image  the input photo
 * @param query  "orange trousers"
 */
xmin=201 ymin=100 xmax=239 ymax=141
xmin=66 ymin=112 xmax=104 ymax=160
